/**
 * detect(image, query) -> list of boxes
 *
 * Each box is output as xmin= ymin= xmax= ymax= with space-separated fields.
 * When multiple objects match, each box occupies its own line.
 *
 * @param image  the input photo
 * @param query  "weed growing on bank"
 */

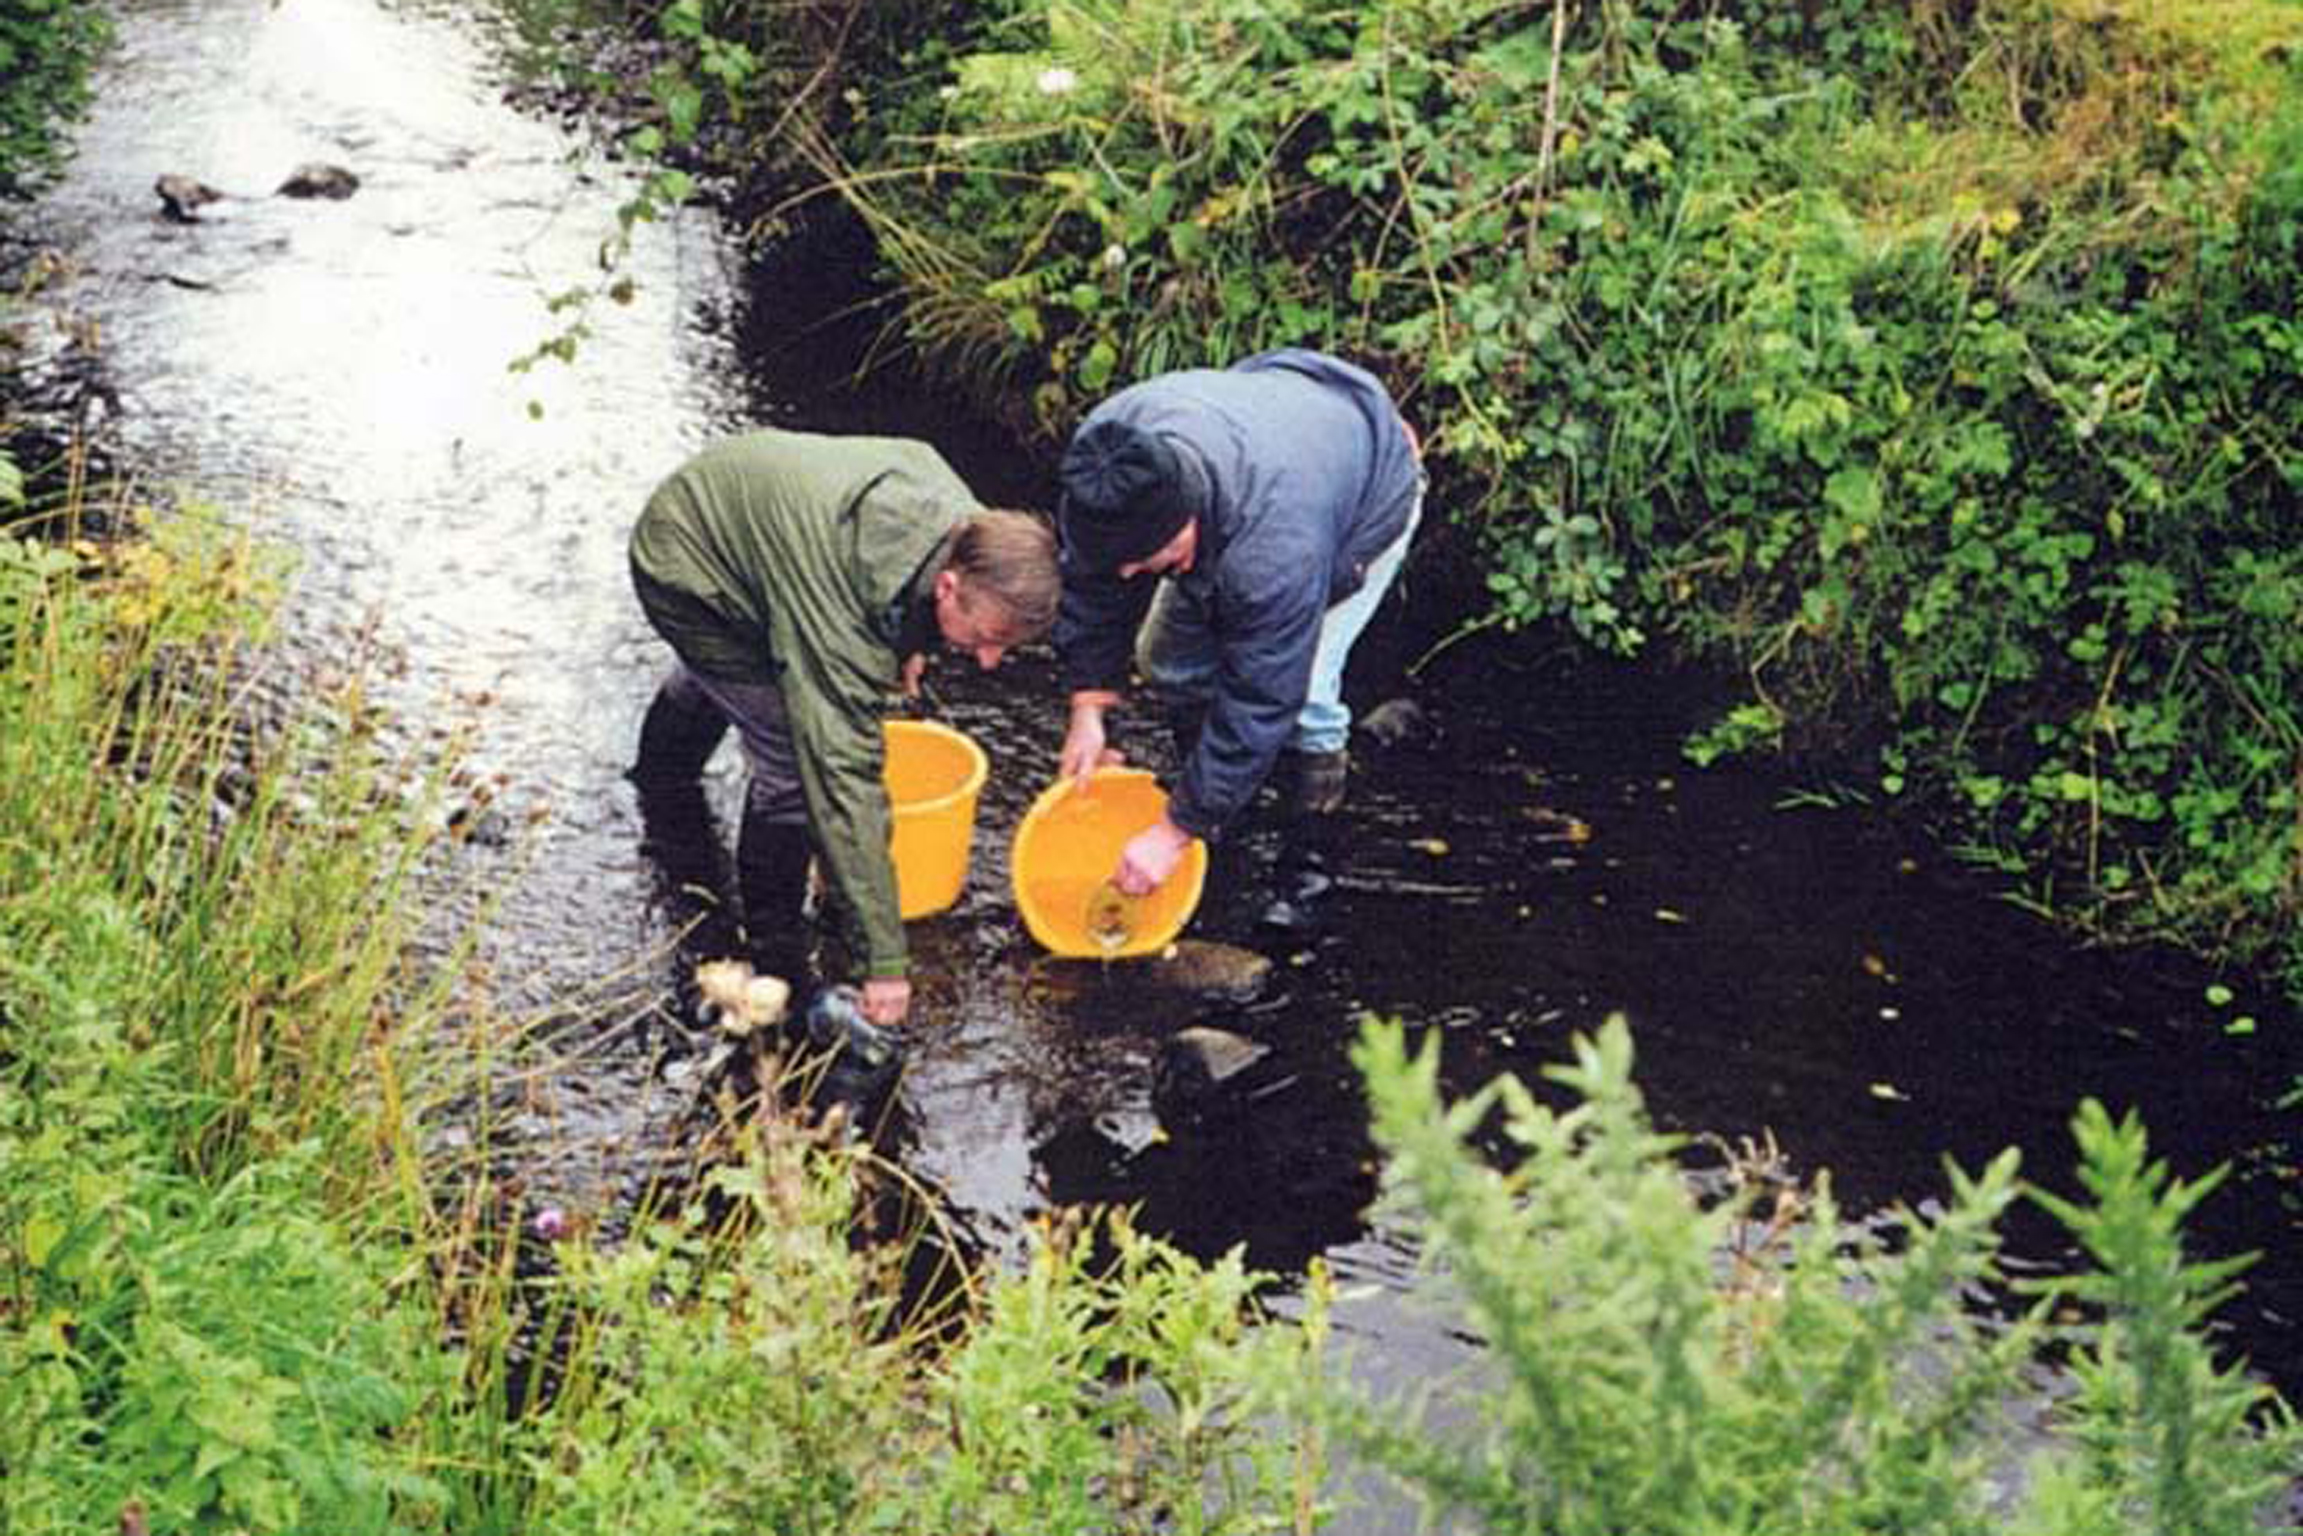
xmin=0 ymin=1 xmax=110 ymax=197
xmin=0 ymin=495 xmax=455 ymax=1529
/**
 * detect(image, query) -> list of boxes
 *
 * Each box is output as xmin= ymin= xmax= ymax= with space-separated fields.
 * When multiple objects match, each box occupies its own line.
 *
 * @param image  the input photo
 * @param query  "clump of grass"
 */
xmin=0 ymin=489 xmax=462 ymax=1529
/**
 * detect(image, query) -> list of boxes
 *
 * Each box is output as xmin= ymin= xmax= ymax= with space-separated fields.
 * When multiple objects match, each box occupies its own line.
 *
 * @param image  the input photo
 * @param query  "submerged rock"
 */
xmin=1359 ymin=694 xmax=1432 ymax=749
xmin=1153 ymin=1025 xmax=1288 ymax=1130
xmin=154 ymin=173 xmax=224 ymax=222
xmin=276 ymin=162 xmax=360 ymax=200
xmin=1142 ymin=939 xmax=1273 ymax=1002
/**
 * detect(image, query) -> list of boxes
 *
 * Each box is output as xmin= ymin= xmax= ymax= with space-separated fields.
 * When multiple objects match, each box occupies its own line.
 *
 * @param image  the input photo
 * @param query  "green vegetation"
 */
xmin=0 ymin=0 xmax=109 ymax=198
xmin=526 ymin=0 xmax=2303 ymax=995
xmin=2 ymin=495 xmax=2295 ymax=1531
xmin=1306 ymin=1017 xmax=2301 ymax=1535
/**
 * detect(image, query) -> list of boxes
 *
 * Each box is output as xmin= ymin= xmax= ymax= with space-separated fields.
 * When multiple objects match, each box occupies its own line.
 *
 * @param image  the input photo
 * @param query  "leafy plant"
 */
xmin=0 ymin=0 xmax=110 ymax=197
xmin=2020 ymin=1101 xmax=2302 ymax=1536
xmin=517 ymin=1113 xmax=1317 ymax=1536
xmin=1294 ymin=1015 xmax=2301 ymax=1535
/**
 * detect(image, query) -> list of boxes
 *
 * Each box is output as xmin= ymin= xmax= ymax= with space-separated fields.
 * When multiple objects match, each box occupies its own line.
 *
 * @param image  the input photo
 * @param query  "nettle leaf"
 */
xmin=1823 ymin=464 xmax=1881 ymax=523
xmin=1078 ymin=338 xmax=1118 ymax=392
xmin=662 ymin=80 xmax=703 ymax=141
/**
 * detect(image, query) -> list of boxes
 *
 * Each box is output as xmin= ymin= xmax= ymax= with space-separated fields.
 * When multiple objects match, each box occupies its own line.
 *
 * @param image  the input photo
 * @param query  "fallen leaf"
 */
xmin=1409 ymin=836 xmax=1449 ymax=857
xmin=1868 ymin=1081 xmax=1909 ymax=1102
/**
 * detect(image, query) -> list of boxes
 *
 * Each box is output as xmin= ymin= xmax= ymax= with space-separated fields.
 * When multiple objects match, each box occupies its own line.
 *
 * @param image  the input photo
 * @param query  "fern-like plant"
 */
xmin=1296 ymin=1016 xmax=2297 ymax=1536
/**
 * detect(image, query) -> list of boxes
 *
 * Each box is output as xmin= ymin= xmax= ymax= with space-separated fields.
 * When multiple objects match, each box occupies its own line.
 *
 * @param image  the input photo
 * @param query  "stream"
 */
xmin=11 ymin=0 xmax=2301 ymax=1517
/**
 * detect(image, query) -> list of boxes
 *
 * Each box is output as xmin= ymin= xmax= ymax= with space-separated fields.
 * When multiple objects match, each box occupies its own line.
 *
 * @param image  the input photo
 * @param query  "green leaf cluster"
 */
xmin=514 ymin=1126 xmax=1316 ymax=1536
xmin=1300 ymin=1016 xmax=2301 ymax=1534
xmin=0 ymin=0 xmax=110 ymax=198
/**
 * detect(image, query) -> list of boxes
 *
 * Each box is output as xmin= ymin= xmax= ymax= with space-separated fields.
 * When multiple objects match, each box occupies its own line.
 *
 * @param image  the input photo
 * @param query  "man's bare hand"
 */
xmin=861 ymin=976 xmax=911 ymax=1028
xmin=1114 ymin=816 xmax=1192 ymax=896
xmin=1060 ymin=691 xmax=1126 ymax=785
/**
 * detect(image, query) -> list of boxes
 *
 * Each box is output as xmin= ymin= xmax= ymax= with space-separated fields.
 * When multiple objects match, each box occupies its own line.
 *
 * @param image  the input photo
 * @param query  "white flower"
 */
xmin=938 ymin=84 xmax=960 ymax=102
xmin=1101 ymin=243 xmax=1128 ymax=271
xmin=1036 ymin=66 xmax=1078 ymax=96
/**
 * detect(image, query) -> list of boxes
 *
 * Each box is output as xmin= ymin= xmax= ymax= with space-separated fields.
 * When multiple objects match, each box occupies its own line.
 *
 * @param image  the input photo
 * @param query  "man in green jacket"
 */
xmin=628 ymin=428 xmax=1059 ymax=1030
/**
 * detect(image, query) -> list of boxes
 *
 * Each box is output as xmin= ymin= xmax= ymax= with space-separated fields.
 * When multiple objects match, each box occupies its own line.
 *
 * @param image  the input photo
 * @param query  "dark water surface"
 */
xmin=16 ymin=0 xmax=2301 ymax=1508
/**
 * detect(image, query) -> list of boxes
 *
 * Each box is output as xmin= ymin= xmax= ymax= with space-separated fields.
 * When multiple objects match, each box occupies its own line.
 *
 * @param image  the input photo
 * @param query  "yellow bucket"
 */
xmin=1010 ymin=768 xmax=1208 ymax=958
xmin=883 ymin=718 xmax=988 ymax=918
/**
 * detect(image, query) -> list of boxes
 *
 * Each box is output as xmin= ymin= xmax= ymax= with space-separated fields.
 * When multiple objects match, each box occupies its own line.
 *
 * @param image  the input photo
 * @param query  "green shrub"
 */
xmin=516 ymin=1112 xmax=1317 ymax=1536
xmin=0 ymin=511 xmax=451 ymax=1533
xmin=0 ymin=0 xmax=110 ymax=197
xmin=0 ymin=1158 xmax=449 ymax=1534
xmin=1295 ymin=1015 xmax=2300 ymax=1535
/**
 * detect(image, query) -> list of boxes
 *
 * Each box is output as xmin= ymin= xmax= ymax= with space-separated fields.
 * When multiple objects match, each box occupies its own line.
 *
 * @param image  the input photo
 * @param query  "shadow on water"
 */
xmin=14 ymin=0 xmax=2302 ymax=1501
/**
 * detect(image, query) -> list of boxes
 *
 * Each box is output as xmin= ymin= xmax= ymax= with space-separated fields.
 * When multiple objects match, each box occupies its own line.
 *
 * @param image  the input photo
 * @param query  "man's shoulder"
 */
xmin=1229 ymin=348 xmax=1388 ymax=400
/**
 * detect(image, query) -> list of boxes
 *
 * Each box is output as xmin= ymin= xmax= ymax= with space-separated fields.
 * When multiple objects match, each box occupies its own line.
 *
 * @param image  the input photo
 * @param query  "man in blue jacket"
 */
xmin=1054 ymin=348 xmax=1423 ymax=926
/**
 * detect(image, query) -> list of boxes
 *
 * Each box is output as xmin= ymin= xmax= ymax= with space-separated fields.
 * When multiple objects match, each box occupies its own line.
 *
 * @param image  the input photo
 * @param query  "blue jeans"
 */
xmin=1137 ymin=485 xmax=1424 ymax=756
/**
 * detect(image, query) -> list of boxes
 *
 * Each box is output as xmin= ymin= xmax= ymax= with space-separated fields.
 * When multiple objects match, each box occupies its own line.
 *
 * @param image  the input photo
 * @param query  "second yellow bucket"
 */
xmin=883 ymin=718 xmax=988 ymax=918
xmin=1010 ymin=768 xmax=1207 ymax=958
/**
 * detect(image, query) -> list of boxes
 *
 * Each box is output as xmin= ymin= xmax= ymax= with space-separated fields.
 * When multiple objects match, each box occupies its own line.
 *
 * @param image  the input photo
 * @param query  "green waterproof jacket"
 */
xmin=628 ymin=429 xmax=976 ymax=978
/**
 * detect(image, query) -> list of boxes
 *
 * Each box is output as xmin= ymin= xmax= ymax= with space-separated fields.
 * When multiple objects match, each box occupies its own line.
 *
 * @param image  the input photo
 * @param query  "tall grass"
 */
xmin=0 ymin=490 xmax=467 ymax=1528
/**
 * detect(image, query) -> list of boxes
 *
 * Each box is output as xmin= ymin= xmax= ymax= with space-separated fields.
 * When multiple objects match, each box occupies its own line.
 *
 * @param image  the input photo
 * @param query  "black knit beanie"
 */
xmin=1057 ymin=419 xmax=1197 ymax=572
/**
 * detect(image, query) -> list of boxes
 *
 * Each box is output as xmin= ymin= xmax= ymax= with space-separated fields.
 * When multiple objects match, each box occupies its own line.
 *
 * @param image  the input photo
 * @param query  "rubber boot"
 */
xmin=737 ymin=811 xmax=817 ymax=994
xmin=1288 ymin=747 xmax=1349 ymax=816
xmin=630 ymin=678 xmax=730 ymax=790
xmin=1259 ymin=749 xmax=1347 ymax=933
xmin=633 ymin=778 xmax=740 ymax=960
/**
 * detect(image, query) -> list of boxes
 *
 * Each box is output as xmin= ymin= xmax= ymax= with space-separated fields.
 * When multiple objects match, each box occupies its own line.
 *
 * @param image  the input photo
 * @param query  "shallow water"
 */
xmin=15 ymin=0 xmax=2301 ymax=1509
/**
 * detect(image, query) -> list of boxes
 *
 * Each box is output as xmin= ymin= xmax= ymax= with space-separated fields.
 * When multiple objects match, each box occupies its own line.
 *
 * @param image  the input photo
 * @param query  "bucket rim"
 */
xmin=883 ymin=717 xmax=988 ymax=814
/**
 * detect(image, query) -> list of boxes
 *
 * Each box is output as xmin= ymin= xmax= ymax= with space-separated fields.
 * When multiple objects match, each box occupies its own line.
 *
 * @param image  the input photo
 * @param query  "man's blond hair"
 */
xmin=950 ymin=509 xmax=1060 ymax=639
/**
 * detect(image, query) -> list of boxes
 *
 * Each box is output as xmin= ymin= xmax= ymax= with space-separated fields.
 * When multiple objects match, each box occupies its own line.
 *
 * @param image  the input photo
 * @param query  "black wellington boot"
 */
xmin=634 ymin=779 xmax=740 ymax=960
xmin=630 ymin=678 xmax=730 ymax=791
xmin=737 ymin=812 xmax=818 ymax=995
xmin=1259 ymin=749 xmax=1347 ymax=933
